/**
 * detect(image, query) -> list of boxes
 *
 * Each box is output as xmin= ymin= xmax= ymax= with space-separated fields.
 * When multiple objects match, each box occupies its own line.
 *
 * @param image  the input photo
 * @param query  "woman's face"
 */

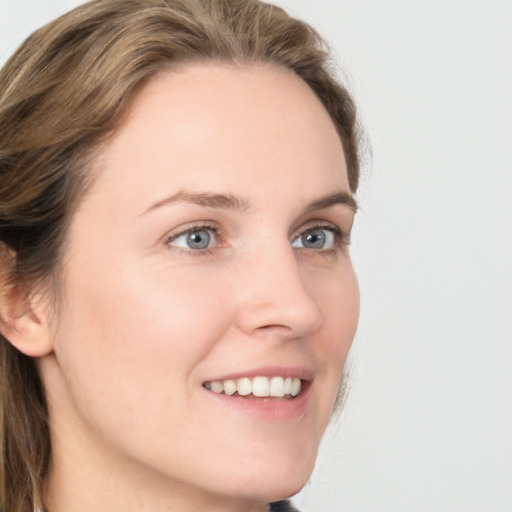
xmin=41 ymin=64 xmax=359 ymax=508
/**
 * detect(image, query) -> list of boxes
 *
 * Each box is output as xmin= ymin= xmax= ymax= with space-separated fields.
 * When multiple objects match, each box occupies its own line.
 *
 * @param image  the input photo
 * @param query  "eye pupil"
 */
xmin=187 ymin=230 xmax=211 ymax=249
xmin=302 ymin=229 xmax=326 ymax=249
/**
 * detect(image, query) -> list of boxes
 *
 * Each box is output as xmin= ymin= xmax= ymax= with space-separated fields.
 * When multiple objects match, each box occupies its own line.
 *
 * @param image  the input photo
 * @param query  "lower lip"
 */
xmin=203 ymin=381 xmax=312 ymax=422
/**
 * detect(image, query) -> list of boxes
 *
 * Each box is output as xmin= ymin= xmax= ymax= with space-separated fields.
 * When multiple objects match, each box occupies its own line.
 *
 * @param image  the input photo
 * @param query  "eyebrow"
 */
xmin=304 ymin=192 xmax=358 ymax=214
xmin=142 ymin=191 xmax=251 ymax=215
xmin=142 ymin=189 xmax=357 ymax=216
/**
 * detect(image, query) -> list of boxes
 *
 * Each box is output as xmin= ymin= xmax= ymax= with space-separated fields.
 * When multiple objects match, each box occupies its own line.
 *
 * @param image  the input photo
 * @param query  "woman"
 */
xmin=0 ymin=1 xmax=361 ymax=511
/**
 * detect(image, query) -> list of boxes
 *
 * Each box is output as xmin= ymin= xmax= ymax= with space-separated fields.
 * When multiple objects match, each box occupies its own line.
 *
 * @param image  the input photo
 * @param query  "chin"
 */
xmin=219 ymin=445 xmax=318 ymax=504
xmin=251 ymin=471 xmax=312 ymax=505
xmin=264 ymin=477 xmax=311 ymax=504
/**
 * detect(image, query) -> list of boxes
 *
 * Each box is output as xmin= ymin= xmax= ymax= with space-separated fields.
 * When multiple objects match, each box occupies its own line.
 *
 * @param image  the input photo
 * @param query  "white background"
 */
xmin=1 ymin=1 xmax=511 ymax=511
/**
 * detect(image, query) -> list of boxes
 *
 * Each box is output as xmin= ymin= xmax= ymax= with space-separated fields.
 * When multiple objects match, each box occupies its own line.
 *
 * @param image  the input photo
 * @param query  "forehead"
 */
xmin=89 ymin=63 xmax=349 ymax=209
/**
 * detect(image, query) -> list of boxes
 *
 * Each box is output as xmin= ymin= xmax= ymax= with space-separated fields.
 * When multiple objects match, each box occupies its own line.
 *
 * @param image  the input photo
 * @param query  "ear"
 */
xmin=0 ymin=248 xmax=54 ymax=357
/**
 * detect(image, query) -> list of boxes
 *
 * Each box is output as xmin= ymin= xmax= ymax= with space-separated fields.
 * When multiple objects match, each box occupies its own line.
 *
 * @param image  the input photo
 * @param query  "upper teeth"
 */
xmin=204 ymin=376 xmax=302 ymax=398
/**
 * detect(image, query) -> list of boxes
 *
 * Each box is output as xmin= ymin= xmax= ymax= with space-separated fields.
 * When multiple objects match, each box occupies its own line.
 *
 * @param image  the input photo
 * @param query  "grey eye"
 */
xmin=186 ymin=230 xmax=211 ymax=249
xmin=169 ymin=228 xmax=214 ymax=250
xmin=292 ymin=228 xmax=335 ymax=250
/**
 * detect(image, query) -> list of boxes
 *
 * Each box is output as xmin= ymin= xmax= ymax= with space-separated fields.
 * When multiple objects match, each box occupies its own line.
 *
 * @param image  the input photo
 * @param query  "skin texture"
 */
xmin=30 ymin=64 xmax=360 ymax=512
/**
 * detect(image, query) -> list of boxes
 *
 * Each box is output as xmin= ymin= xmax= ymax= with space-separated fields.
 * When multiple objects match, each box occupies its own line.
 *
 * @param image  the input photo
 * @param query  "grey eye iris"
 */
xmin=302 ymin=229 xmax=326 ymax=249
xmin=186 ymin=230 xmax=211 ymax=249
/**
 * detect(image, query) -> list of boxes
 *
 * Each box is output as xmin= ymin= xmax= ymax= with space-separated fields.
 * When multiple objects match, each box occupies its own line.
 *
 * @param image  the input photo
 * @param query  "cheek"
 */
xmin=53 ymin=263 xmax=233 ymax=429
xmin=66 ymin=260 xmax=230 ymax=353
xmin=301 ymin=261 xmax=359 ymax=419
xmin=307 ymin=260 xmax=359 ymax=352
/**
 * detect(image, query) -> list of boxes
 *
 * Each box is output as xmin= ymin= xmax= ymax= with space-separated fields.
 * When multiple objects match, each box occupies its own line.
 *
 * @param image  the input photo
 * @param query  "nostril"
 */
xmin=236 ymin=299 xmax=322 ymax=340
xmin=253 ymin=324 xmax=294 ymax=337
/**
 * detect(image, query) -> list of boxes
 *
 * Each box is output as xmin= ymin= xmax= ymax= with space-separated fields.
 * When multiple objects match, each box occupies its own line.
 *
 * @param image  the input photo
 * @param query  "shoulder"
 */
xmin=268 ymin=500 xmax=300 ymax=512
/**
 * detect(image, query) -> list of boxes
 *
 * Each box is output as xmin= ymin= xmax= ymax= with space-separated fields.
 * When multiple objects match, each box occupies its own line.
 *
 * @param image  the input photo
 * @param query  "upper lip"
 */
xmin=203 ymin=365 xmax=314 ymax=383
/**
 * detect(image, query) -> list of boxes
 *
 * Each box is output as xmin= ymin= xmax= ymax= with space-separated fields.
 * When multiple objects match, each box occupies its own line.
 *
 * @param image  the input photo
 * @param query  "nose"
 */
xmin=234 ymin=244 xmax=323 ymax=340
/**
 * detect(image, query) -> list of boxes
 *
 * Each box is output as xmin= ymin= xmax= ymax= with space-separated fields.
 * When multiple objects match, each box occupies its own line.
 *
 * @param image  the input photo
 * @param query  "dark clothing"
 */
xmin=269 ymin=500 xmax=299 ymax=512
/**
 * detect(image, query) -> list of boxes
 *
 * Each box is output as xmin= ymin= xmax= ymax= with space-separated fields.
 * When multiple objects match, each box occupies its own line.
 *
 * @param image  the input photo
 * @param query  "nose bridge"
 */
xmin=235 ymin=239 xmax=322 ymax=338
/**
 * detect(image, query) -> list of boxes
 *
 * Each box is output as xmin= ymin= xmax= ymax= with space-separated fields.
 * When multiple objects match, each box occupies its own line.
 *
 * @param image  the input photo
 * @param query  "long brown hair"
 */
xmin=0 ymin=1 xmax=361 ymax=510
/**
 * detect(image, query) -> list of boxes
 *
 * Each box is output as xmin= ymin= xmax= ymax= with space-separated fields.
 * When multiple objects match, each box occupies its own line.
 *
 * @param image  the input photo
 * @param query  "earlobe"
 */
xmin=0 ymin=250 xmax=54 ymax=357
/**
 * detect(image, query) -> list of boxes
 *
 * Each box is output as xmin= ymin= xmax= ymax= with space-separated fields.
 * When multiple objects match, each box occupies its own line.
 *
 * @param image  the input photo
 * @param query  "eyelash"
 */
xmin=293 ymin=223 xmax=351 ymax=255
xmin=165 ymin=222 xmax=350 ymax=256
xmin=165 ymin=222 xmax=221 ymax=256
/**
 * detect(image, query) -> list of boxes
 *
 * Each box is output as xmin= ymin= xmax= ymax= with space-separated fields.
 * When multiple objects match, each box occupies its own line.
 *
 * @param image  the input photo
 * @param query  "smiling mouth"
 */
xmin=203 ymin=376 xmax=303 ymax=399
